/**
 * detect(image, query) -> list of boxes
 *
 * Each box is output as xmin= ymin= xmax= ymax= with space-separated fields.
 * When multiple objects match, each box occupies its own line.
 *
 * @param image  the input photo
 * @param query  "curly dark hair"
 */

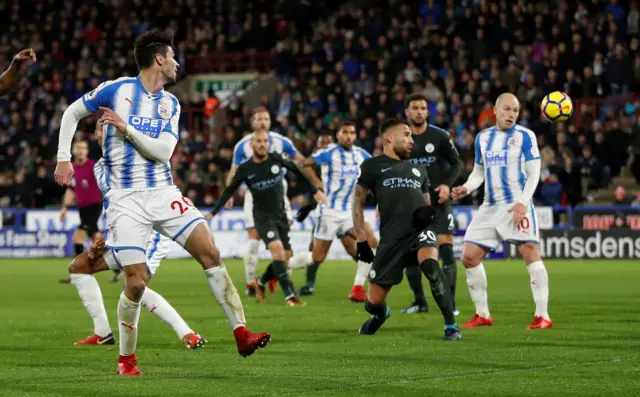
xmin=133 ymin=29 xmax=174 ymax=70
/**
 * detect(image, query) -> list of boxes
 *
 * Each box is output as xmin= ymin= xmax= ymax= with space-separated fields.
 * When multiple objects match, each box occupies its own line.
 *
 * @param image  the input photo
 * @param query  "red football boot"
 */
xmin=268 ymin=277 xmax=278 ymax=293
xmin=182 ymin=333 xmax=207 ymax=349
xmin=234 ymin=326 xmax=271 ymax=357
xmin=348 ymin=285 xmax=366 ymax=302
xmin=526 ymin=316 xmax=553 ymax=330
xmin=463 ymin=314 xmax=493 ymax=328
xmin=117 ymin=354 xmax=142 ymax=376
xmin=74 ymin=333 xmax=115 ymax=345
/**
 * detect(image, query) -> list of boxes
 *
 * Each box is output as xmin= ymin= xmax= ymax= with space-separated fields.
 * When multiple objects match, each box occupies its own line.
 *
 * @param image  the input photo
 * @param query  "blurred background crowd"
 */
xmin=1 ymin=0 xmax=640 ymax=212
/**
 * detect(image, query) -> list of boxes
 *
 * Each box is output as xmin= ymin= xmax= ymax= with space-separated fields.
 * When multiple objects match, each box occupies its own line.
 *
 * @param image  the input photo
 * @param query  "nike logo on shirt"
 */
xmin=381 ymin=168 xmax=392 ymax=172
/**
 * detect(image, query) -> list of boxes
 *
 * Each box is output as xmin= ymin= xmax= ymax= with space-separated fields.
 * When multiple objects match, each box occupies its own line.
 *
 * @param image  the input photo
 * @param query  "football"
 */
xmin=540 ymin=91 xmax=573 ymax=122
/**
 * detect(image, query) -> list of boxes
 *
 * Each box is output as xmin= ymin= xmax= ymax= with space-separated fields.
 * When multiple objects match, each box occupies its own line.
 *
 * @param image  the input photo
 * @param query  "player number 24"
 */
xmin=171 ymin=197 xmax=195 ymax=215
xmin=419 ymin=230 xmax=436 ymax=242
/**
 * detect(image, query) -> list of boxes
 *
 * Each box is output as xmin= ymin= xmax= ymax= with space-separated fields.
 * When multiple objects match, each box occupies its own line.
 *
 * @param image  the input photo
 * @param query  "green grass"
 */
xmin=0 ymin=259 xmax=638 ymax=397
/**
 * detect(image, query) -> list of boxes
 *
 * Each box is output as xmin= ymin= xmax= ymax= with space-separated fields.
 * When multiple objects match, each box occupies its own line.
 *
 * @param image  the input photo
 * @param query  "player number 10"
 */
xmin=171 ymin=197 xmax=194 ymax=215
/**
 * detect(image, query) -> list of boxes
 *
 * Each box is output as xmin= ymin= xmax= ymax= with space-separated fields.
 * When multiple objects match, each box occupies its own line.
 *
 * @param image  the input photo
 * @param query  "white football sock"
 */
xmin=117 ymin=291 xmax=141 ymax=356
xmin=244 ymin=239 xmax=260 ymax=284
xmin=354 ymin=261 xmax=371 ymax=286
xmin=465 ymin=263 xmax=490 ymax=318
xmin=141 ymin=287 xmax=193 ymax=339
xmin=526 ymin=260 xmax=550 ymax=320
xmin=205 ymin=265 xmax=246 ymax=330
xmin=70 ymin=273 xmax=111 ymax=337
xmin=288 ymin=251 xmax=313 ymax=270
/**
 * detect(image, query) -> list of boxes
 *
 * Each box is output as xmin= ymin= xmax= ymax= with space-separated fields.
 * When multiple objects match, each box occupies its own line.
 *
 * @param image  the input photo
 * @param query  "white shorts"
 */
xmin=244 ymin=184 xmax=293 ymax=229
xmin=464 ymin=203 xmax=540 ymax=250
xmin=104 ymin=231 xmax=172 ymax=276
xmin=104 ymin=186 xmax=206 ymax=265
xmin=314 ymin=207 xmax=354 ymax=241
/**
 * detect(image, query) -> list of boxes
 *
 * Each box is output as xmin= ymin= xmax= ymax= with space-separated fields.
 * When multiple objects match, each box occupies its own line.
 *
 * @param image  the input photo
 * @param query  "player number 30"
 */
xmin=419 ymin=230 xmax=436 ymax=242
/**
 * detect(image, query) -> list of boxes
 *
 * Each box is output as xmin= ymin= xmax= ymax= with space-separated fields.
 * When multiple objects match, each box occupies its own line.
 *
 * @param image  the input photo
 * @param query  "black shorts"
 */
xmin=370 ymin=226 xmax=438 ymax=286
xmin=78 ymin=203 xmax=102 ymax=236
xmin=255 ymin=218 xmax=291 ymax=251
xmin=431 ymin=200 xmax=455 ymax=235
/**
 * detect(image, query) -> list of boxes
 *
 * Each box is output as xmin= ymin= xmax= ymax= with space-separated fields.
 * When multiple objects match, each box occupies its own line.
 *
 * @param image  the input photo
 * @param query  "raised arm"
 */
xmin=0 ymin=49 xmax=36 ymax=95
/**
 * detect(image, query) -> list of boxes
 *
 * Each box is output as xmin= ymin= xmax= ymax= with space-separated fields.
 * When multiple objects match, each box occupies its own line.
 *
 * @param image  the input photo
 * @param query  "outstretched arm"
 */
xmin=302 ymin=157 xmax=324 ymax=191
xmin=462 ymin=162 xmax=485 ymax=194
xmin=0 ymin=49 xmax=36 ymax=95
xmin=210 ymin=173 xmax=244 ymax=217
xmin=352 ymin=184 xmax=368 ymax=242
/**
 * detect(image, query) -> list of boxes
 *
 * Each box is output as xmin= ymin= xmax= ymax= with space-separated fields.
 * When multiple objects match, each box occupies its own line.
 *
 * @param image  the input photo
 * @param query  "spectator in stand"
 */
xmin=577 ymin=145 xmax=604 ymax=191
xmin=613 ymin=186 xmax=633 ymax=205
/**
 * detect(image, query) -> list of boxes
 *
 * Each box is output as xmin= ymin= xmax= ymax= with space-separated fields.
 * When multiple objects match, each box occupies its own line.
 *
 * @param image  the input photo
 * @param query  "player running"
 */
xmin=58 ymin=140 xmax=107 ymax=284
xmin=402 ymin=94 xmax=462 ymax=315
xmin=227 ymin=108 xmax=301 ymax=296
xmin=0 ymin=48 xmax=36 ymax=95
xmin=288 ymin=121 xmax=378 ymax=302
xmin=55 ymin=29 xmax=269 ymax=376
xmin=209 ymin=130 xmax=326 ymax=306
xmin=353 ymin=119 xmax=461 ymax=340
xmin=452 ymin=93 xmax=552 ymax=330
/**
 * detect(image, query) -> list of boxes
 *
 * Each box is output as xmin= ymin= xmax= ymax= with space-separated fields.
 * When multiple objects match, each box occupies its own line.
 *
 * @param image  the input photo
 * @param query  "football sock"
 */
xmin=258 ymin=262 xmax=275 ymax=285
xmin=272 ymin=260 xmax=296 ymax=299
xmin=364 ymin=299 xmax=387 ymax=318
xmin=244 ymin=239 xmax=260 ymax=285
xmin=117 ymin=291 xmax=141 ymax=356
xmin=526 ymin=260 xmax=550 ymax=320
xmin=288 ymin=251 xmax=313 ymax=270
xmin=74 ymin=244 xmax=83 ymax=255
xmin=70 ymin=273 xmax=111 ymax=337
xmin=420 ymin=258 xmax=456 ymax=326
xmin=405 ymin=265 xmax=427 ymax=305
xmin=305 ymin=262 xmax=321 ymax=288
xmin=440 ymin=244 xmax=457 ymax=305
xmin=141 ymin=287 xmax=193 ymax=339
xmin=354 ymin=260 xmax=371 ymax=286
xmin=204 ymin=266 xmax=246 ymax=330
xmin=465 ymin=263 xmax=490 ymax=318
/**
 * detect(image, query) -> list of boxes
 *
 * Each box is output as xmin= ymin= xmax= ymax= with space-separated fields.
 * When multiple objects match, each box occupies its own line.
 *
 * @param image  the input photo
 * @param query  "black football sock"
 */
xmin=74 ymin=244 xmax=84 ymax=255
xmin=439 ymin=244 xmax=458 ymax=307
xmin=405 ymin=265 xmax=427 ymax=306
xmin=272 ymin=260 xmax=295 ymax=298
xmin=420 ymin=258 xmax=456 ymax=326
xmin=305 ymin=262 xmax=321 ymax=288
xmin=365 ymin=299 xmax=388 ymax=318
xmin=258 ymin=262 xmax=275 ymax=285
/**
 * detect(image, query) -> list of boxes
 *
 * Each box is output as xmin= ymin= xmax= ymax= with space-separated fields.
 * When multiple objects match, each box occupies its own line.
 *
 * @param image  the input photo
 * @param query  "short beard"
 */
xmin=410 ymin=119 xmax=426 ymax=127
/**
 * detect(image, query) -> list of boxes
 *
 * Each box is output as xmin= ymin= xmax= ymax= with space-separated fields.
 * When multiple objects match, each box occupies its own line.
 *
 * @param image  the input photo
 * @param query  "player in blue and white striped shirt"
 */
xmin=217 ymin=107 xmax=302 ymax=296
xmin=452 ymin=93 xmax=552 ymax=331
xmin=55 ymin=29 xmax=269 ymax=376
xmin=288 ymin=121 xmax=378 ymax=301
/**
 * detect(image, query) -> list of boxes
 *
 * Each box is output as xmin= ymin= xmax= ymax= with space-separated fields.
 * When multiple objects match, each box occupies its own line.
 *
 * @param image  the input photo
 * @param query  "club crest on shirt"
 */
xmin=508 ymin=137 xmax=516 ymax=147
xmin=271 ymin=165 xmax=280 ymax=174
xmin=412 ymin=168 xmax=421 ymax=177
xmin=425 ymin=143 xmax=435 ymax=153
xmin=157 ymin=98 xmax=173 ymax=119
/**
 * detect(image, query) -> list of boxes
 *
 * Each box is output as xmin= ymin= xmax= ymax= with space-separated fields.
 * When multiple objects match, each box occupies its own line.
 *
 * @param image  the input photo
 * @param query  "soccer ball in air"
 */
xmin=540 ymin=91 xmax=573 ymax=122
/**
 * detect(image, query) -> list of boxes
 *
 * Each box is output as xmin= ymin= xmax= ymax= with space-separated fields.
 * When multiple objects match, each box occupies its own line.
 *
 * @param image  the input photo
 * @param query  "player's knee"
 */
xmin=519 ymin=243 xmax=541 ymax=263
xmin=128 ymin=281 xmax=146 ymax=300
xmin=200 ymin=244 xmax=221 ymax=270
xmin=438 ymin=234 xmax=453 ymax=245
xmin=68 ymin=253 xmax=91 ymax=274
xmin=311 ymin=251 xmax=325 ymax=265
xmin=461 ymin=251 xmax=481 ymax=269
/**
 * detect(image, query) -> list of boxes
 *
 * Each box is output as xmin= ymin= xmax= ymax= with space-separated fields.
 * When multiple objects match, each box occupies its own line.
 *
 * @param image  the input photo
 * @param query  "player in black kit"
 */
xmin=352 ymin=118 xmax=461 ymax=340
xmin=402 ymin=94 xmax=462 ymax=316
xmin=210 ymin=130 xmax=326 ymax=307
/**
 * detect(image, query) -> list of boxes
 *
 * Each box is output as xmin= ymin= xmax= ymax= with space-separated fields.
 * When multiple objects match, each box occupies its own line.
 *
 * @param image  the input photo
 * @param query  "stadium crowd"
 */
xmin=1 ymin=0 xmax=639 ymax=212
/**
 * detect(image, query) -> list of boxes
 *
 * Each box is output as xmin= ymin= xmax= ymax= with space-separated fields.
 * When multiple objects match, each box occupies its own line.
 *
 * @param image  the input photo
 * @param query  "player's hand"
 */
xmin=224 ymin=196 xmax=234 ymax=210
xmin=313 ymin=191 xmax=327 ymax=205
xmin=356 ymin=241 xmax=375 ymax=263
xmin=59 ymin=208 xmax=67 ymax=222
xmin=508 ymin=202 xmax=527 ymax=227
xmin=54 ymin=161 xmax=74 ymax=186
xmin=435 ymin=184 xmax=451 ymax=203
xmin=13 ymin=48 xmax=36 ymax=63
xmin=314 ymin=181 xmax=324 ymax=192
xmin=88 ymin=236 xmax=106 ymax=259
xmin=99 ymin=107 xmax=127 ymax=134
xmin=452 ymin=186 xmax=468 ymax=200
xmin=205 ymin=212 xmax=214 ymax=220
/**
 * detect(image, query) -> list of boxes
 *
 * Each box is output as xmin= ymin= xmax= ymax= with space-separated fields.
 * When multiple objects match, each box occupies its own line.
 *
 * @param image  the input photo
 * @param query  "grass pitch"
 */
xmin=0 ymin=258 xmax=638 ymax=397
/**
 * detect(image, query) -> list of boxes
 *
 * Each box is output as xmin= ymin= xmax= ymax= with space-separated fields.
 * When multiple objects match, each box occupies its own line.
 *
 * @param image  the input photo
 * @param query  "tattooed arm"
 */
xmin=352 ymin=184 xmax=368 ymax=242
